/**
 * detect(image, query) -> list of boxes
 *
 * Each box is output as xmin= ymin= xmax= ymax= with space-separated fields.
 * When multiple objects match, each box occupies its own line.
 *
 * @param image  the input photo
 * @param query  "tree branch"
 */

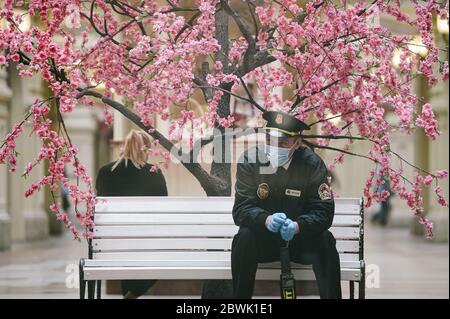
xmin=300 ymin=134 xmax=366 ymax=141
xmin=222 ymin=1 xmax=256 ymax=50
xmin=238 ymin=76 xmax=265 ymax=112
xmin=75 ymin=89 xmax=224 ymax=195
xmin=174 ymin=10 xmax=201 ymax=42
xmin=193 ymin=84 xmax=263 ymax=109
xmin=236 ymin=49 xmax=277 ymax=76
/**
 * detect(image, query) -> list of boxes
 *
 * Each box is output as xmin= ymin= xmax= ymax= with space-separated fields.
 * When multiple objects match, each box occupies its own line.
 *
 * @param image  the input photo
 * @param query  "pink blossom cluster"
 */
xmin=416 ymin=103 xmax=440 ymax=140
xmin=0 ymin=121 xmax=24 ymax=173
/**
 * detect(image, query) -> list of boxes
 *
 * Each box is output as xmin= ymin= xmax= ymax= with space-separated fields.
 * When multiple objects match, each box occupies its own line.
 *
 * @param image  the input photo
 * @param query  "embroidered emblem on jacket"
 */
xmin=257 ymin=183 xmax=270 ymax=199
xmin=318 ymin=183 xmax=332 ymax=200
xmin=275 ymin=114 xmax=283 ymax=124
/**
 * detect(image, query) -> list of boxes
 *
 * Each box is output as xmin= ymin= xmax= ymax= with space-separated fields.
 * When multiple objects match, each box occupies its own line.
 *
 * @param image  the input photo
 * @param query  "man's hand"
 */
xmin=265 ymin=212 xmax=287 ymax=232
xmin=280 ymin=219 xmax=299 ymax=241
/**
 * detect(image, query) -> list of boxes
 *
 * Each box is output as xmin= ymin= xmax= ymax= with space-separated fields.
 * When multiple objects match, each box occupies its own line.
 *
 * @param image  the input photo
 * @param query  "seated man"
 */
xmin=231 ymin=111 xmax=341 ymax=299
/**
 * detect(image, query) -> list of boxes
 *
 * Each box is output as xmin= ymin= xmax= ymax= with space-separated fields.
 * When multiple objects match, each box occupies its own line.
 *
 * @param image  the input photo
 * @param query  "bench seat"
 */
xmin=79 ymin=196 xmax=365 ymax=299
xmin=83 ymin=262 xmax=362 ymax=281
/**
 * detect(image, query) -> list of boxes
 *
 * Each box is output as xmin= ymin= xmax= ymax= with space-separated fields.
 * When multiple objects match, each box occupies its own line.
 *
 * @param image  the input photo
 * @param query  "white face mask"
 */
xmin=264 ymin=144 xmax=292 ymax=167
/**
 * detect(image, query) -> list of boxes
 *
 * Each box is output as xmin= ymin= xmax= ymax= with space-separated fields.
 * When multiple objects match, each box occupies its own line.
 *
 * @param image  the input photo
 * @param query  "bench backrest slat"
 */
xmin=94 ymin=225 xmax=359 ymax=239
xmin=94 ymin=214 xmax=361 ymax=227
xmin=93 ymin=238 xmax=360 ymax=252
xmin=93 ymin=251 xmax=360 ymax=263
xmin=95 ymin=197 xmax=362 ymax=215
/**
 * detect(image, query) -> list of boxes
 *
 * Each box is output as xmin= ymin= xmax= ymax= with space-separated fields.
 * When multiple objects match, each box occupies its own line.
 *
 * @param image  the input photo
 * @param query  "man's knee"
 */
xmin=232 ymin=227 xmax=257 ymax=250
xmin=318 ymin=230 xmax=336 ymax=248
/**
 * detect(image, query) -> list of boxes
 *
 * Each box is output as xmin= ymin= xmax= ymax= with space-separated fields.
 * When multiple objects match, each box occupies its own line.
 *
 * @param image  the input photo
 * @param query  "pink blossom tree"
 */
xmin=0 ymin=0 xmax=448 ymax=240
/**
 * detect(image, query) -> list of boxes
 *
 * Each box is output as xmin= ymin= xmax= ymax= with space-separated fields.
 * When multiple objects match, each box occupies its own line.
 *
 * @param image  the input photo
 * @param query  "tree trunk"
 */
xmin=202 ymin=0 xmax=234 ymax=298
xmin=210 ymin=0 xmax=232 ymax=196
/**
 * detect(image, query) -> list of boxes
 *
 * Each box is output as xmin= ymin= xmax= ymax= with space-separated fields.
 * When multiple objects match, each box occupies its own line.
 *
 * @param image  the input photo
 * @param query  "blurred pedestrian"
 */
xmin=61 ymin=169 xmax=71 ymax=214
xmin=96 ymin=129 xmax=168 ymax=299
xmin=371 ymin=163 xmax=392 ymax=226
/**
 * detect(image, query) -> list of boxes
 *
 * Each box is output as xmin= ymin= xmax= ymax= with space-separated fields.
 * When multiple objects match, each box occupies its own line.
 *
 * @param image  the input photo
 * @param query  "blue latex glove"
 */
xmin=280 ymin=219 xmax=297 ymax=241
xmin=266 ymin=212 xmax=287 ymax=232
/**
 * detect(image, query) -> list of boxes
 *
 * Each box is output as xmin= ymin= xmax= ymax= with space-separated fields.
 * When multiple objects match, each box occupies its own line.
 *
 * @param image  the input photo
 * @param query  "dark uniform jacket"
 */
xmin=233 ymin=145 xmax=334 ymax=237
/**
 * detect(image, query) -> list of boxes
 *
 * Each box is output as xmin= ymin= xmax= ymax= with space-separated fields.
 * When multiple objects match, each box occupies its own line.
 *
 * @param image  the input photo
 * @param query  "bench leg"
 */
xmin=349 ymin=281 xmax=355 ymax=299
xmin=79 ymin=279 xmax=86 ymax=299
xmin=359 ymin=281 xmax=365 ymax=299
xmin=96 ymin=280 xmax=102 ymax=299
xmin=359 ymin=263 xmax=366 ymax=299
xmin=87 ymin=281 xmax=96 ymax=299
xmin=79 ymin=259 xmax=86 ymax=300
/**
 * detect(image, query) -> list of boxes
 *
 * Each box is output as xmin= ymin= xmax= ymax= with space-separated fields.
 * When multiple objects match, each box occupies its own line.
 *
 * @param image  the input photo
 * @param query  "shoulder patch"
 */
xmin=318 ymin=183 xmax=332 ymax=200
xmin=257 ymin=183 xmax=270 ymax=199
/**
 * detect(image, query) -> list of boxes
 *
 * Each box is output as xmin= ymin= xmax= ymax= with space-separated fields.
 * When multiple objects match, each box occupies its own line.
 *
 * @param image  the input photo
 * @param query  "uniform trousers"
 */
xmin=231 ymin=227 xmax=342 ymax=299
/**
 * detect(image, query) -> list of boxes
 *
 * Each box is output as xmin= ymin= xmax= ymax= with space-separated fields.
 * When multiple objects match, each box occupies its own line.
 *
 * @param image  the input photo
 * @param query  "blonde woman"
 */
xmin=96 ymin=129 xmax=168 ymax=299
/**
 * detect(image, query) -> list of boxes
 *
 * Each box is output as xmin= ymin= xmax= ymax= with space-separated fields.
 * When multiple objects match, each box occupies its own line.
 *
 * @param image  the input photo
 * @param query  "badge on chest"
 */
xmin=285 ymin=188 xmax=301 ymax=198
xmin=257 ymin=183 xmax=270 ymax=199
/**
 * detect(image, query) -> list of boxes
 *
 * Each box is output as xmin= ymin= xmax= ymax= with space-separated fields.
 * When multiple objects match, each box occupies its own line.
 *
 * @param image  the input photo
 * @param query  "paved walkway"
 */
xmin=0 ymin=219 xmax=448 ymax=299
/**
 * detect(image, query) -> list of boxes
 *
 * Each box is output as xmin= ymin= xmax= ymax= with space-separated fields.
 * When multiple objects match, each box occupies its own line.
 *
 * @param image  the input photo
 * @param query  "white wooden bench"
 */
xmin=79 ymin=197 xmax=365 ymax=299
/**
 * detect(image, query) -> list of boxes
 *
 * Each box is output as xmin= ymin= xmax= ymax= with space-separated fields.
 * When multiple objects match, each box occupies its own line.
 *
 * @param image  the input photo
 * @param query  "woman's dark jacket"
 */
xmin=96 ymin=160 xmax=167 ymax=197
